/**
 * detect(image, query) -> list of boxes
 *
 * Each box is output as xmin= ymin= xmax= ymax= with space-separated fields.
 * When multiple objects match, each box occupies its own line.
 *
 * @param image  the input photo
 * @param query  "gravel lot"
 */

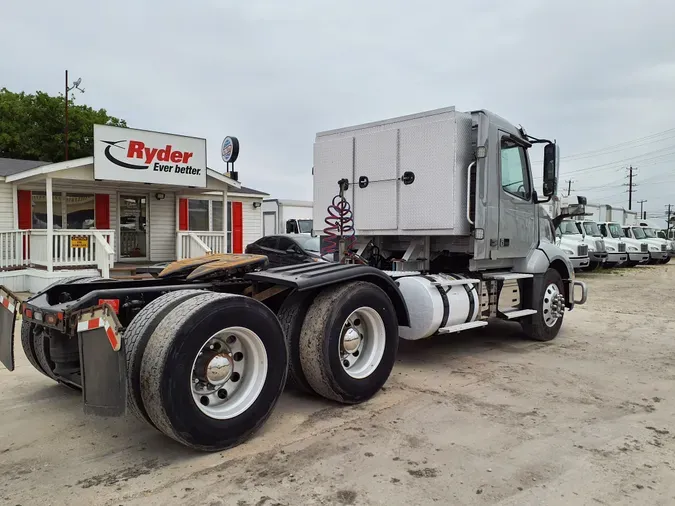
xmin=2 ymin=265 xmax=674 ymax=506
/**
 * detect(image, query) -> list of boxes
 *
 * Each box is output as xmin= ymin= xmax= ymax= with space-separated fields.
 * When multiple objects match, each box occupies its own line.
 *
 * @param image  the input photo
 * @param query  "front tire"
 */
xmin=521 ymin=269 xmax=565 ymax=342
xmin=299 ymin=281 xmax=399 ymax=404
xmin=140 ymin=293 xmax=288 ymax=451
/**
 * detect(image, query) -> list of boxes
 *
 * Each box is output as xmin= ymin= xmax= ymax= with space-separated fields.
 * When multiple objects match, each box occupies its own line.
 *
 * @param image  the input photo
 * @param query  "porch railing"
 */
xmin=28 ymin=229 xmax=115 ymax=275
xmin=177 ymin=231 xmax=227 ymax=260
xmin=0 ymin=230 xmax=30 ymax=270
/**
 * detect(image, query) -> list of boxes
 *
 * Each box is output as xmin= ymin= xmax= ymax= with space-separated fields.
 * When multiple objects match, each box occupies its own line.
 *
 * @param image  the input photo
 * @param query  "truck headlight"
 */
xmin=587 ymin=246 xmax=595 ymax=252
xmin=563 ymin=248 xmax=574 ymax=255
xmin=650 ymin=246 xmax=658 ymax=252
xmin=606 ymin=246 xmax=616 ymax=252
xmin=627 ymin=246 xmax=638 ymax=252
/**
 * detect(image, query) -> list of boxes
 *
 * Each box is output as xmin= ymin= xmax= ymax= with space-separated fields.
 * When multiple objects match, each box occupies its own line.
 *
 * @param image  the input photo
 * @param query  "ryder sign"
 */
xmin=93 ymin=125 xmax=207 ymax=188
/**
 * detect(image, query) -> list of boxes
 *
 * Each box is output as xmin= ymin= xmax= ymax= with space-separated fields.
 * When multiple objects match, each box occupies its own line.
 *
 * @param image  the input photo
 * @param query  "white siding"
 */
xmin=239 ymin=197 xmax=263 ymax=249
xmin=149 ymin=192 xmax=176 ymax=261
xmin=0 ymin=182 xmax=15 ymax=230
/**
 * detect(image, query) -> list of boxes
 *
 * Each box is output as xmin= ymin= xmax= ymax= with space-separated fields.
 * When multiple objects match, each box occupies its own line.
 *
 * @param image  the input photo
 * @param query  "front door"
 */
xmin=119 ymin=195 xmax=148 ymax=260
xmin=496 ymin=133 xmax=536 ymax=259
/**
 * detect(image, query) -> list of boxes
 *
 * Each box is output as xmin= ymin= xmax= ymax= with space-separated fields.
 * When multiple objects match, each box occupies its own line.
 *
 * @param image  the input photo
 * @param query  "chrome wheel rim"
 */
xmin=542 ymin=283 xmax=565 ymax=328
xmin=190 ymin=327 xmax=268 ymax=419
xmin=338 ymin=307 xmax=386 ymax=379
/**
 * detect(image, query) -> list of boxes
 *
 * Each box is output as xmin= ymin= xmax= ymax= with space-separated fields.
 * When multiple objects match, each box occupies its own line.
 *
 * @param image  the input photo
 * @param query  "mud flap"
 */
xmin=77 ymin=304 xmax=127 ymax=417
xmin=0 ymin=287 xmax=19 ymax=371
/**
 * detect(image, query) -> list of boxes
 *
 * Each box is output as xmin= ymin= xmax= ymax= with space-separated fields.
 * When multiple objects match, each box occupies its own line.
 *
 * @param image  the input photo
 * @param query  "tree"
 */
xmin=0 ymin=88 xmax=127 ymax=162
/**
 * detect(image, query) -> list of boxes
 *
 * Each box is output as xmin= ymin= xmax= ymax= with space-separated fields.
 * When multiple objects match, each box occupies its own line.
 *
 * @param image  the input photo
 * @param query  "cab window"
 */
xmin=500 ymin=137 xmax=531 ymax=200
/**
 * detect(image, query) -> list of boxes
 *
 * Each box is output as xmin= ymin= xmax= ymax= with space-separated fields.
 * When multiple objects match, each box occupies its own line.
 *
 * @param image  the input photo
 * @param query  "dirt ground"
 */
xmin=2 ymin=265 xmax=675 ymax=506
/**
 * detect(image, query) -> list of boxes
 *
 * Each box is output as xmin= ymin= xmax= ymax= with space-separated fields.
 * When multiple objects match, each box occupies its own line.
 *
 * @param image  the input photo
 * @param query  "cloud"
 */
xmin=2 ymin=0 xmax=674 ymax=219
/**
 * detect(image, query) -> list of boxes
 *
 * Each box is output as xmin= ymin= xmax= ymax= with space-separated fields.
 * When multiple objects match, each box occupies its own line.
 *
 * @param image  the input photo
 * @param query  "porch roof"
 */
xmin=3 ymin=156 xmax=241 ymax=193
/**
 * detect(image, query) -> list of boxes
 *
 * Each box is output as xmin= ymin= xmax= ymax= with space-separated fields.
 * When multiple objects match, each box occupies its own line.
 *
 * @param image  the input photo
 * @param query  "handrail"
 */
xmin=189 ymin=232 xmax=213 ymax=256
xmin=466 ymin=161 xmax=476 ymax=226
xmin=94 ymin=231 xmax=115 ymax=278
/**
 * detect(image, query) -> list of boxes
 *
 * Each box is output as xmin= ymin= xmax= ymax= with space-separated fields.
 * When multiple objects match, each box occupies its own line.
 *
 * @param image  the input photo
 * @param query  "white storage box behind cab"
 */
xmin=313 ymin=107 xmax=473 ymax=237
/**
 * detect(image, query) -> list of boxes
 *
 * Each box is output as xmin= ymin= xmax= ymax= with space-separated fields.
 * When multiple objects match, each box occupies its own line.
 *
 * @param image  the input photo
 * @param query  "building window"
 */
xmin=188 ymin=198 xmax=234 ymax=252
xmin=66 ymin=193 xmax=95 ymax=229
xmin=31 ymin=191 xmax=63 ymax=229
xmin=188 ymin=199 xmax=209 ymax=231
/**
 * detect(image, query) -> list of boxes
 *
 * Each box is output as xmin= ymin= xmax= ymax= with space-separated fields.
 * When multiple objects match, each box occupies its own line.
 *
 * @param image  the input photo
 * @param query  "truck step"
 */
xmin=500 ymin=309 xmax=537 ymax=320
xmin=437 ymin=321 xmax=488 ymax=334
xmin=431 ymin=278 xmax=480 ymax=287
xmin=482 ymin=272 xmax=534 ymax=281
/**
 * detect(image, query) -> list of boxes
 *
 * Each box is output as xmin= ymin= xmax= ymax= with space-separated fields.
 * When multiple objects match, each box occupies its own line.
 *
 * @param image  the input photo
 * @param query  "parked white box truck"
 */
xmin=262 ymin=199 xmax=313 ymax=235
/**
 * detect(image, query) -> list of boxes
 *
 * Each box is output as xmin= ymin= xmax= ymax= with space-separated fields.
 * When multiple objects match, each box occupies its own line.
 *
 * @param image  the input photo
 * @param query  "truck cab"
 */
xmin=625 ymin=225 xmax=669 ymax=264
xmin=597 ymin=222 xmax=628 ymax=267
xmin=554 ymin=219 xmax=591 ymax=270
xmin=573 ymin=220 xmax=609 ymax=270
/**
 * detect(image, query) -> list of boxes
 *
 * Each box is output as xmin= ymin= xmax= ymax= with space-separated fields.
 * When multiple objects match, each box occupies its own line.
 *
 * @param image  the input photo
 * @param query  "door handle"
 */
xmin=500 ymin=238 xmax=510 ymax=247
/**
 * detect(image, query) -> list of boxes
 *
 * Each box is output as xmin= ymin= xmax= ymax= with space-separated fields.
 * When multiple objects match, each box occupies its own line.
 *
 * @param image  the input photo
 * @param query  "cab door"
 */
xmin=494 ymin=134 xmax=537 ymax=259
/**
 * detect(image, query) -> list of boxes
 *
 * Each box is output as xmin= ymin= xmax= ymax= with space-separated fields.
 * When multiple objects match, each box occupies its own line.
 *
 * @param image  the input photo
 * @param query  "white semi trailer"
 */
xmin=0 ymin=106 xmax=587 ymax=453
xmin=262 ymin=199 xmax=313 ymax=235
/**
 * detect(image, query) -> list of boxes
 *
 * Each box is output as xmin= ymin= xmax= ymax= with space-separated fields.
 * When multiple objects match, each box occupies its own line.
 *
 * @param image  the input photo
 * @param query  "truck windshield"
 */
xmin=631 ymin=227 xmax=646 ymax=239
xmin=582 ymin=222 xmax=602 ymax=237
xmin=298 ymin=220 xmax=313 ymax=233
xmin=642 ymin=227 xmax=656 ymax=238
xmin=559 ymin=221 xmax=580 ymax=235
xmin=608 ymin=223 xmax=625 ymax=238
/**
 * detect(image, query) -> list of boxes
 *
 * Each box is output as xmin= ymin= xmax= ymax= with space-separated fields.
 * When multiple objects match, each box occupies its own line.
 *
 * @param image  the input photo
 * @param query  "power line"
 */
xmin=532 ymin=126 xmax=675 ymax=163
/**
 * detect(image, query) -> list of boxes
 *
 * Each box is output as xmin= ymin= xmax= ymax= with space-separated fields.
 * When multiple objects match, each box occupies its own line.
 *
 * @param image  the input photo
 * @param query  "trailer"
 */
xmin=262 ymin=199 xmax=313 ymax=235
xmin=0 ymin=106 xmax=587 ymax=452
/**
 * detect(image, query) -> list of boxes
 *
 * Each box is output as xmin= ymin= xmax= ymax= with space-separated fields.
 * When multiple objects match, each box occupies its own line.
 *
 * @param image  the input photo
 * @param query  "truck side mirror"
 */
xmin=542 ymin=143 xmax=558 ymax=197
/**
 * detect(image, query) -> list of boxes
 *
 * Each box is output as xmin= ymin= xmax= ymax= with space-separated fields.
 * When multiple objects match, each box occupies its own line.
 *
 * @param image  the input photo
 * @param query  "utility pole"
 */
xmin=625 ymin=166 xmax=637 ymax=210
xmin=564 ymin=179 xmax=575 ymax=197
xmin=64 ymin=70 xmax=84 ymax=160
xmin=666 ymin=204 xmax=673 ymax=232
xmin=637 ymin=199 xmax=647 ymax=220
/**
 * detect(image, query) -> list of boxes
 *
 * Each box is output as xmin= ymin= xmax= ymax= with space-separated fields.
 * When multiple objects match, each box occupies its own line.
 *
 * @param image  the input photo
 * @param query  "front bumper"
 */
xmin=589 ymin=251 xmax=607 ymax=262
xmin=569 ymin=256 xmax=590 ymax=269
xmin=606 ymin=252 xmax=628 ymax=264
xmin=650 ymin=251 xmax=668 ymax=261
xmin=628 ymin=252 xmax=650 ymax=263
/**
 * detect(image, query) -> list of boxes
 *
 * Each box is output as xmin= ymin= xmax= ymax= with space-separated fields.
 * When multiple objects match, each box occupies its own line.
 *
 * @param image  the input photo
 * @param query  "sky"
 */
xmin=2 ymin=0 xmax=675 ymax=224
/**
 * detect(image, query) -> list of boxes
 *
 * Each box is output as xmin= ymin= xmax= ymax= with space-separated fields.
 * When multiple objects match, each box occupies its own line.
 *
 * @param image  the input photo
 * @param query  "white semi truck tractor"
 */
xmin=624 ymin=224 xmax=669 ymax=264
xmin=597 ymin=222 xmax=629 ymax=267
xmin=554 ymin=219 xmax=591 ymax=270
xmin=0 ymin=107 xmax=587 ymax=453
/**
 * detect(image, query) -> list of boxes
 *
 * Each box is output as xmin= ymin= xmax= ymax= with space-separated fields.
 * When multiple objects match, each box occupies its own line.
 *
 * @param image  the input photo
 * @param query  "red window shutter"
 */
xmin=232 ymin=201 xmax=243 ymax=254
xmin=17 ymin=190 xmax=32 ymax=229
xmin=95 ymin=194 xmax=110 ymax=229
xmin=178 ymin=198 xmax=189 ymax=231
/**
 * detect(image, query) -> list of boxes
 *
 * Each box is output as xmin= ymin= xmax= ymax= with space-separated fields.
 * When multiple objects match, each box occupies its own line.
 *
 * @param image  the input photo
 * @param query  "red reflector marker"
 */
xmin=24 ymin=308 xmax=33 ymax=319
xmin=98 ymin=299 xmax=120 ymax=314
xmin=106 ymin=325 xmax=120 ymax=351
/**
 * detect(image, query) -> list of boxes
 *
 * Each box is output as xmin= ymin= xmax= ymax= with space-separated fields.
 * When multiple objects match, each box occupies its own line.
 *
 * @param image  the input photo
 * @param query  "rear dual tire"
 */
xmin=131 ymin=292 xmax=287 ymax=451
xmin=21 ymin=276 xmax=101 ymax=382
xmin=298 ymin=281 xmax=399 ymax=404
